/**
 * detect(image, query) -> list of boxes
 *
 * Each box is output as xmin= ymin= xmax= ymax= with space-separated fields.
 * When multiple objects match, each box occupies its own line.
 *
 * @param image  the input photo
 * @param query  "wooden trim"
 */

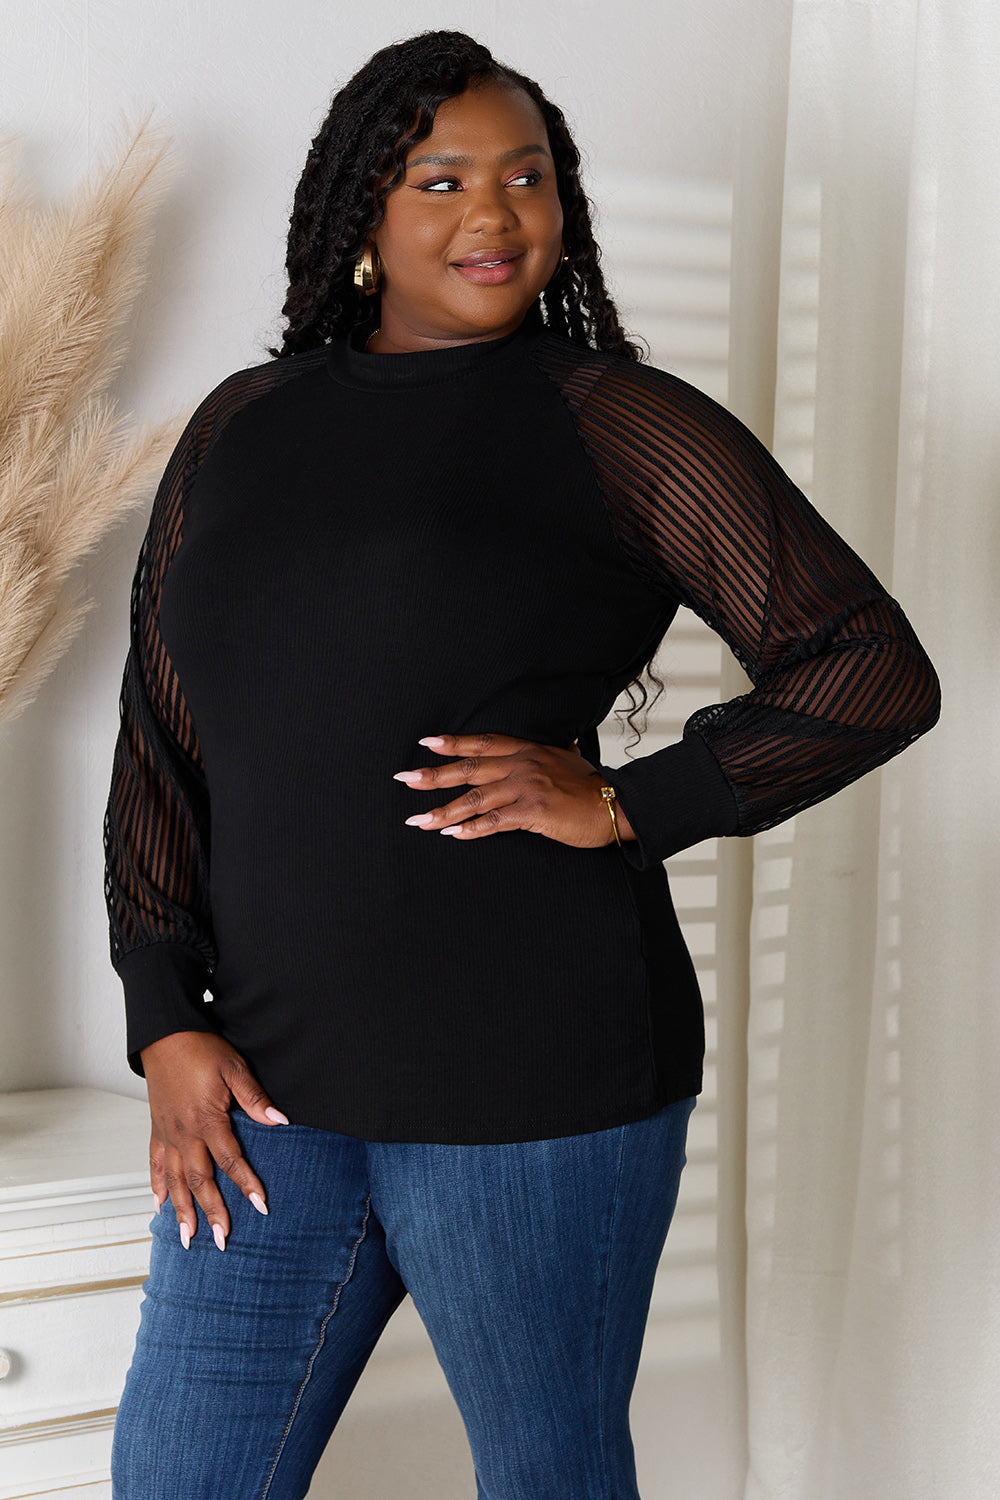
xmin=2 ymin=1484 xmax=109 ymax=1497
xmin=0 ymin=1234 xmax=150 ymax=1263
xmin=0 ymin=1275 xmax=145 ymax=1307
xmin=0 ymin=1407 xmax=116 ymax=1445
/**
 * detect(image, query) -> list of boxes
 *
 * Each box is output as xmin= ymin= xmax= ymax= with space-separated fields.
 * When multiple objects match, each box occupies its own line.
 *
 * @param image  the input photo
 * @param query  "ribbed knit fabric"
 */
xmin=103 ymin=317 xmax=940 ymax=1143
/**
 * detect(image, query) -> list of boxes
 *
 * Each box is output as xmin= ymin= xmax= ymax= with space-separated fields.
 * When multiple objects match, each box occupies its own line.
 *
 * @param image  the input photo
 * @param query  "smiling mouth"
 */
xmin=453 ymin=252 xmax=523 ymax=268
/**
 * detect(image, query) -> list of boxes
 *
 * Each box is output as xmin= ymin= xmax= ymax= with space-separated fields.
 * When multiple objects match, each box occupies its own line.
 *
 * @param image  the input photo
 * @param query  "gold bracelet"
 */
xmin=599 ymin=784 xmax=622 ymax=846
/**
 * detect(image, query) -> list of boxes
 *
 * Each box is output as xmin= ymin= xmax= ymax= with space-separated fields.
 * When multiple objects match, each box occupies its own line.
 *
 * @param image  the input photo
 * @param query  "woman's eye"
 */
xmin=418 ymin=170 xmax=543 ymax=193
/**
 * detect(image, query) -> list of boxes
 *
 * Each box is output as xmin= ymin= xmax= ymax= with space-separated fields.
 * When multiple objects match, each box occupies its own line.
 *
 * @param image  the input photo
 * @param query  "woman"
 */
xmin=104 ymin=29 xmax=940 ymax=1500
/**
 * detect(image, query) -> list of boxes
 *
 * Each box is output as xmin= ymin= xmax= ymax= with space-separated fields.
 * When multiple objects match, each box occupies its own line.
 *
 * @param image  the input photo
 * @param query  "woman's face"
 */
xmin=369 ymin=81 xmax=565 ymax=352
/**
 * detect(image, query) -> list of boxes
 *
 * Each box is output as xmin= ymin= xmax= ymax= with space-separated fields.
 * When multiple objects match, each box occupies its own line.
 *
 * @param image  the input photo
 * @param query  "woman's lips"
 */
xmin=451 ymin=252 xmax=524 ymax=286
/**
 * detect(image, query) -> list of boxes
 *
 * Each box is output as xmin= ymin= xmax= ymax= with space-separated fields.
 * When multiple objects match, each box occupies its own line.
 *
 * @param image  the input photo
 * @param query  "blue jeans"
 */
xmin=112 ymin=1097 xmax=694 ymax=1499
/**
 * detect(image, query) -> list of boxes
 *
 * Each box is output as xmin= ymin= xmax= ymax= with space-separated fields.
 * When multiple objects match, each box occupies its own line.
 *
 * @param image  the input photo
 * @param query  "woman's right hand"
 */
xmin=140 ymin=1030 xmax=289 ymax=1252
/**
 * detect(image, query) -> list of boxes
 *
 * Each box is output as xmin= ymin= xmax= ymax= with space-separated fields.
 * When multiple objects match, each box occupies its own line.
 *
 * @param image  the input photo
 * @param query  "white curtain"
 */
xmin=719 ymin=3 xmax=1000 ymax=1496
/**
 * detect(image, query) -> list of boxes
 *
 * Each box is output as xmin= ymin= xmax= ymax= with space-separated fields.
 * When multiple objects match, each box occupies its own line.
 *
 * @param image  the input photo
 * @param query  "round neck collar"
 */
xmin=326 ymin=315 xmax=538 ymax=391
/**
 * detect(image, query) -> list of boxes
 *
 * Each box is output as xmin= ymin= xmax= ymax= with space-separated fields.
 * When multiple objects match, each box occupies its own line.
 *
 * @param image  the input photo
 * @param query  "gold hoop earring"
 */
xmin=353 ymin=243 xmax=382 ymax=296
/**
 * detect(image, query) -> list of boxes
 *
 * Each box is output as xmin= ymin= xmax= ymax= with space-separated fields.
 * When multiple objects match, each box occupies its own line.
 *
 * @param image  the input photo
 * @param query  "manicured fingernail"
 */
xmin=249 ymin=1192 xmax=269 ymax=1216
xmin=179 ymin=1222 xmax=191 ymax=1250
xmin=212 ymin=1224 xmax=226 ymax=1252
xmin=439 ymin=825 xmax=463 ymax=836
xmin=393 ymin=771 xmax=423 ymax=784
xmin=153 ymin=1194 xmax=162 ymax=1215
xmin=404 ymin=813 xmax=435 ymax=826
xmin=264 ymin=1106 xmax=290 ymax=1124
xmin=418 ymin=736 xmax=446 ymax=747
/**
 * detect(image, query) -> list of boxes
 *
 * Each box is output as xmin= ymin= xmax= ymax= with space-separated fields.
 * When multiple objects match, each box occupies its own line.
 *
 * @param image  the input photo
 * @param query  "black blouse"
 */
xmin=103 ymin=320 xmax=939 ymax=1143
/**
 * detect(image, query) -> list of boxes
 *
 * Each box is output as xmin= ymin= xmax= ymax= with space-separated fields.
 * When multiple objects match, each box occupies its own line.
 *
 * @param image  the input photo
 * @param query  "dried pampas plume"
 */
xmin=0 ymin=113 xmax=181 ymax=724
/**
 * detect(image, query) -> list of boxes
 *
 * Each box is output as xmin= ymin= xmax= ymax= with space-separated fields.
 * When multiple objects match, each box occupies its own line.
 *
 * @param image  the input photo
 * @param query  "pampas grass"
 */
xmin=0 ymin=114 xmax=181 ymax=724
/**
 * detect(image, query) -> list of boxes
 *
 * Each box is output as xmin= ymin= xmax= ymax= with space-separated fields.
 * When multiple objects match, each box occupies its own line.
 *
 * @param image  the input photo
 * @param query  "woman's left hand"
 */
xmin=393 ymin=733 xmax=635 ymax=848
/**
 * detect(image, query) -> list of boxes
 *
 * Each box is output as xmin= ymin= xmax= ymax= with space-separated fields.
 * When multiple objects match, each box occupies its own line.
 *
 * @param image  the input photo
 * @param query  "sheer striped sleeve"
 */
xmin=102 ymin=401 xmax=220 ymax=1071
xmin=543 ymin=346 xmax=941 ymax=866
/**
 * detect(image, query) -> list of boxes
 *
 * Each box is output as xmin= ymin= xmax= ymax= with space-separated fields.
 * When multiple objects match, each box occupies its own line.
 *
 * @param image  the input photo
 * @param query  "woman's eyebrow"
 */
xmin=406 ymin=143 xmax=551 ymax=169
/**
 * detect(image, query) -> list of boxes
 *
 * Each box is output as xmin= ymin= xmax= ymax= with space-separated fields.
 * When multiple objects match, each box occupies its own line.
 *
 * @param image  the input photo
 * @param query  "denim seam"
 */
xmin=258 ymin=1193 xmax=373 ymax=1500
xmin=596 ymin=1126 xmax=628 ymax=1500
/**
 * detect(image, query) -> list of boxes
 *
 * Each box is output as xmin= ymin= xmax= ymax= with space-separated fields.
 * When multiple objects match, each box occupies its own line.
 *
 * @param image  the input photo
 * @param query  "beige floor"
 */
xmin=311 ymin=1356 xmax=728 ymax=1499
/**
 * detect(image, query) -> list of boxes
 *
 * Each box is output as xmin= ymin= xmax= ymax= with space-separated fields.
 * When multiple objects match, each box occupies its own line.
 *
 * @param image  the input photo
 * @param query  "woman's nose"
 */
xmin=462 ymin=184 xmax=516 ymax=234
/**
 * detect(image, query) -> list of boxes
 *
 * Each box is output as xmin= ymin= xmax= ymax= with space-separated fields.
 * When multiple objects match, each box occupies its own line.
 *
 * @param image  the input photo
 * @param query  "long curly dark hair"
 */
xmin=269 ymin=30 xmax=645 ymax=362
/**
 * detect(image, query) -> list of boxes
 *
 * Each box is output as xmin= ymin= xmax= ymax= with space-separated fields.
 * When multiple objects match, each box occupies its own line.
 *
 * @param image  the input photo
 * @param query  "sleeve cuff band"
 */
xmin=600 ymin=732 xmax=740 ymax=868
xmin=115 ymin=942 xmax=218 ymax=1075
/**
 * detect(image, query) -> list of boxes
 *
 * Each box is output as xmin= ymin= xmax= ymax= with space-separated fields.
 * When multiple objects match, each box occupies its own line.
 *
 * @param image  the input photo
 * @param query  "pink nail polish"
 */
xmin=264 ymin=1106 xmax=290 ymax=1124
xmin=179 ymin=1222 xmax=191 ymax=1250
xmin=404 ymin=813 xmax=434 ymax=826
xmin=212 ymin=1224 xmax=226 ymax=1252
xmin=249 ymin=1192 xmax=269 ymax=1216
xmin=153 ymin=1194 xmax=162 ymax=1215
xmin=418 ymin=736 xmax=446 ymax=747
xmin=393 ymin=771 xmax=423 ymax=783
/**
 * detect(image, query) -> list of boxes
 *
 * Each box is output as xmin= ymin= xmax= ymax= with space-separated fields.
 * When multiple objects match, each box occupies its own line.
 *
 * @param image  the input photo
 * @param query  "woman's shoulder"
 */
xmin=194 ymin=345 xmax=329 ymax=427
xmin=533 ymin=329 xmax=751 ymax=440
xmin=177 ymin=345 xmax=331 ymax=463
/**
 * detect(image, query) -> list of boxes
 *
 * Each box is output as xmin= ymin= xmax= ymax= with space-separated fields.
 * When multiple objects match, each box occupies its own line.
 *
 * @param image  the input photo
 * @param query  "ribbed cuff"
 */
xmin=599 ymin=732 xmax=740 ymax=869
xmin=115 ymin=942 xmax=219 ymax=1075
